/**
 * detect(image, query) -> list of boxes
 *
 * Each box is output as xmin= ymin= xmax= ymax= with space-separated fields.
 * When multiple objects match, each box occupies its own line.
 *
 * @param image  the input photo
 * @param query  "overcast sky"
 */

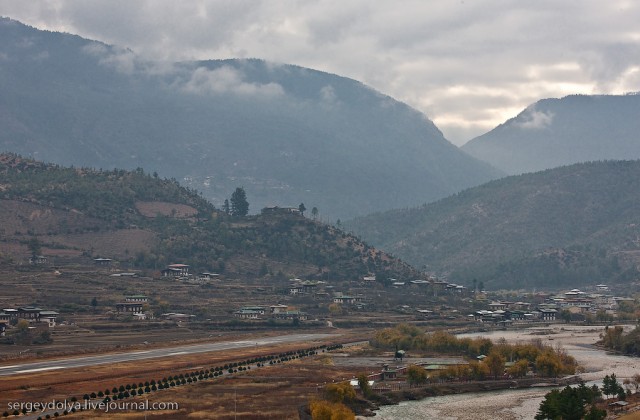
xmin=2 ymin=1 xmax=639 ymax=145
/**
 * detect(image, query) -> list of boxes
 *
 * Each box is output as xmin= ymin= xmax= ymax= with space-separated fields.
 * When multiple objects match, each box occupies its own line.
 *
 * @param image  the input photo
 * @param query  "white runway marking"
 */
xmin=16 ymin=366 xmax=65 ymax=373
xmin=0 ymin=333 xmax=339 ymax=377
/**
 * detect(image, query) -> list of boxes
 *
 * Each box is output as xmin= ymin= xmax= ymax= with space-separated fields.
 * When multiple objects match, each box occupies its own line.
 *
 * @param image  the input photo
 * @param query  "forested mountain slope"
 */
xmin=347 ymin=160 xmax=640 ymax=289
xmin=0 ymin=153 xmax=418 ymax=281
xmin=0 ymin=17 xmax=501 ymax=220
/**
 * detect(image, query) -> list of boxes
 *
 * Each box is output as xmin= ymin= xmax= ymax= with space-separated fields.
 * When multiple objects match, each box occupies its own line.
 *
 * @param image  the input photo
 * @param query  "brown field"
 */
xmin=86 ymin=358 xmax=356 ymax=419
xmin=0 ymin=200 xmax=103 ymax=237
xmin=0 ymin=198 xmax=158 ymax=262
xmin=620 ymin=409 xmax=640 ymax=419
xmin=47 ymin=229 xmax=157 ymax=260
xmin=134 ymin=202 xmax=198 ymax=219
xmin=0 ymin=336 xmax=364 ymax=419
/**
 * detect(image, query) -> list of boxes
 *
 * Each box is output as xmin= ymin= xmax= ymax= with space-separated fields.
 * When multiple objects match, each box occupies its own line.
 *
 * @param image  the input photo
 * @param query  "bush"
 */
xmin=309 ymin=400 xmax=355 ymax=420
xmin=405 ymin=365 xmax=428 ymax=385
xmin=323 ymin=382 xmax=356 ymax=404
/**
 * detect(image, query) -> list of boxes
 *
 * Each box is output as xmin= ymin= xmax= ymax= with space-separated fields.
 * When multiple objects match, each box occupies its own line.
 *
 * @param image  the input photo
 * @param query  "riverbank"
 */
xmin=369 ymin=375 xmax=581 ymax=404
xmin=370 ymin=324 xmax=640 ymax=419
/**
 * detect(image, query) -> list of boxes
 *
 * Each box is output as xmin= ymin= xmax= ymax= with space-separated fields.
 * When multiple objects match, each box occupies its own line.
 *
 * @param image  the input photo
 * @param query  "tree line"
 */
xmin=373 ymin=324 xmax=578 ymax=379
xmin=599 ymin=325 xmax=640 ymax=355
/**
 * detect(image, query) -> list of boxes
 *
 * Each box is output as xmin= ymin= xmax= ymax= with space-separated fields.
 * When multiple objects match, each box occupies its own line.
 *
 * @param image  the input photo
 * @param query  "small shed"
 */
xmin=609 ymin=401 xmax=629 ymax=413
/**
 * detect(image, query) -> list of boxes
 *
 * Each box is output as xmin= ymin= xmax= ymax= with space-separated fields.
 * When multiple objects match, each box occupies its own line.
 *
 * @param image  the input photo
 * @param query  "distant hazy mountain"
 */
xmin=0 ymin=18 xmax=501 ymax=220
xmin=347 ymin=160 xmax=640 ymax=289
xmin=462 ymin=94 xmax=640 ymax=174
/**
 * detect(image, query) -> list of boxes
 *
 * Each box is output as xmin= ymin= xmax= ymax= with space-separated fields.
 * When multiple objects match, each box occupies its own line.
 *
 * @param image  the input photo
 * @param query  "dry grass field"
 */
xmin=85 ymin=359 xmax=357 ymax=419
xmin=0 ymin=337 xmax=365 ymax=419
xmin=134 ymin=201 xmax=198 ymax=219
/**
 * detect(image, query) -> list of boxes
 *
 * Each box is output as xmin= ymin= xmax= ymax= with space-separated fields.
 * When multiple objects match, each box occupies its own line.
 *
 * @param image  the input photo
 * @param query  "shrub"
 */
xmin=309 ymin=400 xmax=355 ymax=420
xmin=323 ymin=382 xmax=356 ymax=404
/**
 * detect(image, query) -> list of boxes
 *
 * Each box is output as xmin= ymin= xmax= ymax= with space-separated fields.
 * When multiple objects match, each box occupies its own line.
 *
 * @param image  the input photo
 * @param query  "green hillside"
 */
xmin=347 ymin=160 xmax=640 ymax=289
xmin=0 ymin=153 xmax=418 ymax=282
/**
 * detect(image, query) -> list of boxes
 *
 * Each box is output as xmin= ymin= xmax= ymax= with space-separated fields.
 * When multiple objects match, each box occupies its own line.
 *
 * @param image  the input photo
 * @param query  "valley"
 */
xmin=1 ymin=153 xmax=640 ymax=418
xmin=1 ymin=10 xmax=640 ymax=419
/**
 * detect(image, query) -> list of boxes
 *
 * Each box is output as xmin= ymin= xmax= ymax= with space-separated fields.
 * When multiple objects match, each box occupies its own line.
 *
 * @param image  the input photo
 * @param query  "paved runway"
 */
xmin=0 ymin=333 xmax=338 ymax=377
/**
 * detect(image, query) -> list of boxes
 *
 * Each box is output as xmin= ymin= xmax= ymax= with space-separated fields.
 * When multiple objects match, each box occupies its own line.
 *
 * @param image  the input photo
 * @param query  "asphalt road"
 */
xmin=0 ymin=333 xmax=339 ymax=377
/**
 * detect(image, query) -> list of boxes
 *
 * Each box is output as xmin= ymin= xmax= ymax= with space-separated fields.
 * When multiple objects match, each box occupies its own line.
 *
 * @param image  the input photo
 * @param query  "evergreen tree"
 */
xmin=222 ymin=199 xmax=230 ymax=215
xmin=230 ymin=187 xmax=249 ymax=216
xmin=259 ymin=262 xmax=269 ymax=277
xmin=602 ymin=374 xmax=612 ymax=398
xmin=602 ymin=374 xmax=623 ymax=399
xmin=28 ymin=236 xmax=41 ymax=259
xmin=536 ymin=384 xmax=602 ymax=420
xmin=584 ymin=406 xmax=607 ymax=420
xmin=298 ymin=203 xmax=306 ymax=216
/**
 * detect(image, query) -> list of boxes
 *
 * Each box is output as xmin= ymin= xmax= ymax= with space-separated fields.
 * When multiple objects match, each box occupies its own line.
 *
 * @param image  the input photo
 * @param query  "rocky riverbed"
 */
xmin=373 ymin=324 xmax=639 ymax=419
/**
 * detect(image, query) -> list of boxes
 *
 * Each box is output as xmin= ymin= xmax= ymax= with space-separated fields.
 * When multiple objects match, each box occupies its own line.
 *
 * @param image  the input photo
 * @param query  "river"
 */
xmin=373 ymin=325 xmax=639 ymax=419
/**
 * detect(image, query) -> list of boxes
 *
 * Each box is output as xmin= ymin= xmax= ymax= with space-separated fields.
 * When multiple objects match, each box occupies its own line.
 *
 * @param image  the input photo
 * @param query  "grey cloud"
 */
xmin=515 ymin=106 xmax=554 ymax=130
xmin=82 ymin=43 xmax=137 ymax=74
xmin=317 ymin=84 xmax=345 ymax=111
xmin=180 ymin=65 xmax=285 ymax=97
xmin=2 ymin=0 xmax=640 ymax=145
xmin=577 ymin=42 xmax=640 ymax=91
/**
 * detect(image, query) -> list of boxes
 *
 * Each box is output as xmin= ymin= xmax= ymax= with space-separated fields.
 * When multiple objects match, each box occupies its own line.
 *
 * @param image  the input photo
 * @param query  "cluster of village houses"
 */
xmin=0 ymin=262 xmax=202 ymax=336
xmin=233 ymin=278 xmax=370 ymax=321
xmin=138 ymin=267 xmax=637 ymax=325
xmin=0 ymin=307 xmax=59 ymax=336
xmin=471 ymin=285 xmax=634 ymax=325
xmin=231 ymin=276 xmax=483 ymax=321
xmin=11 ymin=257 xmax=636 ymax=334
xmin=0 ymin=293 xmax=197 ymax=338
xmin=108 ymin=262 xmax=210 ymax=321
xmin=114 ymin=293 xmax=196 ymax=322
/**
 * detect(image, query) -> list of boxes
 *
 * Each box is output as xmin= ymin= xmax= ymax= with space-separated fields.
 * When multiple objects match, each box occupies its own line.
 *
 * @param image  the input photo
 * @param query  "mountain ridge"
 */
xmin=0 ymin=17 xmax=502 ymax=220
xmin=347 ymin=160 xmax=640 ymax=289
xmin=462 ymin=93 xmax=640 ymax=174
